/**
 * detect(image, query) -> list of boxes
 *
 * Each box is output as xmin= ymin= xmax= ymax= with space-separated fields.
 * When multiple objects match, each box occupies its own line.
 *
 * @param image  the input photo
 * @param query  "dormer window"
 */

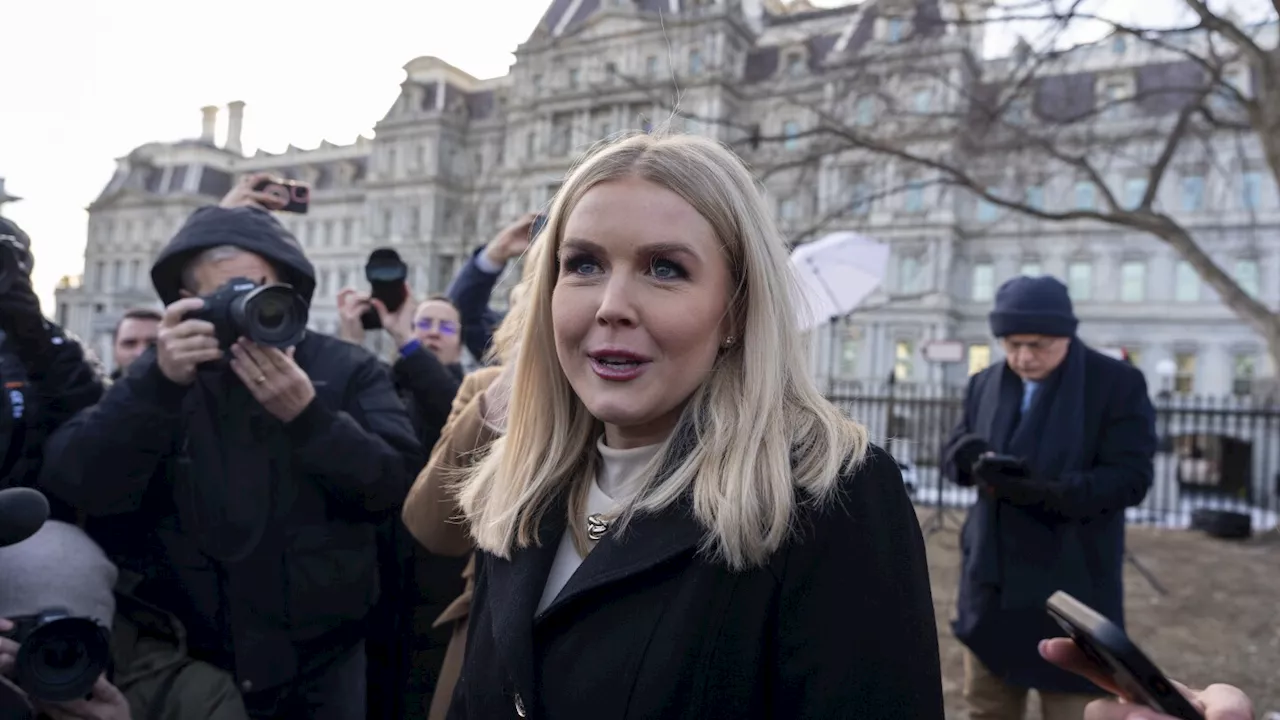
xmin=1111 ymin=35 xmax=1126 ymax=54
xmin=786 ymin=53 xmax=805 ymax=77
xmin=1097 ymin=73 xmax=1135 ymax=118
xmin=1102 ymin=78 xmax=1128 ymax=102
xmin=886 ymin=17 xmax=905 ymax=43
xmin=1006 ymin=97 xmax=1030 ymax=125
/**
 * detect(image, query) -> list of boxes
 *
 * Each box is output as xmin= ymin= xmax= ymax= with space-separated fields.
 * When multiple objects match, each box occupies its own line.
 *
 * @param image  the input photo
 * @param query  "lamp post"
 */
xmin=1155 ymin=359 xmax=1176 ymax=455
xmin=1155 ymin=359 xmax=1176 ymax=399
xmin=1153 ymin=358 xmax=1179 ymax=524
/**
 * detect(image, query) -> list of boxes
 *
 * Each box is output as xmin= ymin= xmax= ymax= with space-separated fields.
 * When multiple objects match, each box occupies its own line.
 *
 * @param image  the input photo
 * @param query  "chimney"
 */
xmin=225 ymin=101 xmax=246 ymax=154
xmin=200 ymin=105 xmax=219 ymax=143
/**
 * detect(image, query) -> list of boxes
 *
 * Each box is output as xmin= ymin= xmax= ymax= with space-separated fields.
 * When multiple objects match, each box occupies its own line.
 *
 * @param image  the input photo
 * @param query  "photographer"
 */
xmin=446 ymin=214 xmax=536 ymax=362
xmin=335 ymin=289 xmax=465 ymax=720
xmin=0 ymin=217 xmax=104 ymax=492
xmin=0 ymin=520 xmax=249 ymax=720
xmin=37 ymin=191 xmax=422 ymax=720
xmin=336 ymin=289 xmax=463 ymax=453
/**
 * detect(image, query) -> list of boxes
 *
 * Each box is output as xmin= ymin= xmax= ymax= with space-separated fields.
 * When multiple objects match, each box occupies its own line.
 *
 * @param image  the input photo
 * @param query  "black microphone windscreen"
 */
xmin=0 ymin=487 xmax=50 ymax=548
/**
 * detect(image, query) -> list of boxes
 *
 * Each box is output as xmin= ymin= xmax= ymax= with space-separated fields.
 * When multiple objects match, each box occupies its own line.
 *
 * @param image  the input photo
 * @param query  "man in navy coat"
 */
xmin=942 ymin=275 xmax=1157 ymax=720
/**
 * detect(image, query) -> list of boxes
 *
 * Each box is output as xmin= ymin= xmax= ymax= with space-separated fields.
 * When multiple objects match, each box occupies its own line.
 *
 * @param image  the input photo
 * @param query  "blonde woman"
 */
xmin=452 ymin=132 xmax=943 ymax=719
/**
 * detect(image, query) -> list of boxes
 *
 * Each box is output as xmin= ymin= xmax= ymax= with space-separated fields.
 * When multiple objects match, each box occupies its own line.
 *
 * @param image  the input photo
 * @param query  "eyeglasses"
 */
xmin=415 ymin=318 xmax=459 ymax=335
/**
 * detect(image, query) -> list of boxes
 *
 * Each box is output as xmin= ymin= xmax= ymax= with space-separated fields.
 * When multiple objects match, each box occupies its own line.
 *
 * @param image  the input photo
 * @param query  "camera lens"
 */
xmin=233 ymin=284 xmax=308 ymax=348
xmin=14 ymin=618 xmax=108 ymax=702
xmin=255 ymin=295 xmax=287 ymax=330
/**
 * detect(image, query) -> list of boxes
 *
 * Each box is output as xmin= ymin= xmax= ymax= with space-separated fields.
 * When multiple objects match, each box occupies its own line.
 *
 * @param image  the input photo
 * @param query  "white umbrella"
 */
xmin=789 ymin=231 xmax=891 ymax=331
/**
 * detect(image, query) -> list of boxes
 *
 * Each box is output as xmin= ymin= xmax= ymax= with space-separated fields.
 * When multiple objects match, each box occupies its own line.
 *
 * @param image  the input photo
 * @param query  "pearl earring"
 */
xmin=722 ymin=336 xmax=735 ymax=347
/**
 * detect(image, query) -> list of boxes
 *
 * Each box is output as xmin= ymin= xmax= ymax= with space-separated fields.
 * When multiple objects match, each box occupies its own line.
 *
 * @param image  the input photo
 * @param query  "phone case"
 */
xmin=1046 ymin=592 xmax=1203 ymax=720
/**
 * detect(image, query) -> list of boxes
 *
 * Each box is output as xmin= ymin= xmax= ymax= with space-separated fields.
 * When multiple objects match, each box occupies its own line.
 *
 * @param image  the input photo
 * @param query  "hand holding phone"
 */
xmin=1045 ymin=592 xmax=1205 ymax=720
xmin=252 ymin=178 xmax=311 ymax=214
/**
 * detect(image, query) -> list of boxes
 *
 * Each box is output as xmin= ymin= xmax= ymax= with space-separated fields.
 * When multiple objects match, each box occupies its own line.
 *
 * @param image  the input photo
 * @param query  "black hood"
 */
xmin=150 ymin=206 xmax=316 ymax=305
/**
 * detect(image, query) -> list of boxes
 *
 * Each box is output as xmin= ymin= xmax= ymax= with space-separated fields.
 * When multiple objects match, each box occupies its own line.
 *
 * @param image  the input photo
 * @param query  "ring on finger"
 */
xmin=254 ymin=375 xmax=266 ymax=385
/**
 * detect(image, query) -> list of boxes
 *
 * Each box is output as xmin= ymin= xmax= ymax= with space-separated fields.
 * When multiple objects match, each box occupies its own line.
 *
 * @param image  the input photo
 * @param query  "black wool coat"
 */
xmin=943 ymin=345 xmax=1156 ymax=693
xmin=449 ymin=445 xmax=944 ymax=720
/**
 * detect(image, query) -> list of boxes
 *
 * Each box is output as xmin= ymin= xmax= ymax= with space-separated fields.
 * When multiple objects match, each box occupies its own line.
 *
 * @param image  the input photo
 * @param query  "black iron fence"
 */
xmin=824 ymin=380 xmax=1280 ymax=532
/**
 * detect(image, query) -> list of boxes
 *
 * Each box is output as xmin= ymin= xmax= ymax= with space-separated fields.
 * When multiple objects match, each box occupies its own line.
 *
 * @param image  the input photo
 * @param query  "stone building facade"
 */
xmin=54 ymin=0 xmax=1278 ymax=396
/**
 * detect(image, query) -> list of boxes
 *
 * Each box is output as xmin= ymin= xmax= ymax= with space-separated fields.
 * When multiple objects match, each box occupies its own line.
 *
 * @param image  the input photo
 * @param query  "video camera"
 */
xmin=190 ymin=276 xmax=308 ymax=351
xmin=0 ymin=610 xmax=110 ymax=703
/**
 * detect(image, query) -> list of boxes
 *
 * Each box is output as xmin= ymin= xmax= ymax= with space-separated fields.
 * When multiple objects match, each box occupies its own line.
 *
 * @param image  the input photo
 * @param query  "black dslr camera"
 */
xmin=0 ymin=232 xmax=33 ymax=297
xmin=190 ymin=276 xmax=308 ymax=351
xmin=0 ymin=609 xmax=111 ymax=702
xmin=360 ymin=249 xmax=409 ymax=331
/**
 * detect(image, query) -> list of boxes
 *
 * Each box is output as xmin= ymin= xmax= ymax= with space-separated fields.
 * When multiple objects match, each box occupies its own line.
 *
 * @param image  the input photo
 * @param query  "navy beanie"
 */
xmin=988 ymin=275 xmax=1078 ymax=338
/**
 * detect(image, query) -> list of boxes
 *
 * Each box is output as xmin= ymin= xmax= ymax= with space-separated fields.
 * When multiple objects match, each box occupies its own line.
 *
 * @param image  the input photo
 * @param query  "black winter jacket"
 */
xmin=38 ymin=205 xmax=423 ymax=693
xmin=38 ymin=338 xmax=421 ymax=691
xmin=452 ymin=445 xmax=943 ymax=720
xmin=0 ymin=323 xmax=104 ymax=491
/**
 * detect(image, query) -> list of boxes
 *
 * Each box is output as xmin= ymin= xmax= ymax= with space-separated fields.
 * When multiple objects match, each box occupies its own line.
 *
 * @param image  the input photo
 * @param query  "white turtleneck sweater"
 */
xmin=536 ymin=436 xmax=662 ymax=614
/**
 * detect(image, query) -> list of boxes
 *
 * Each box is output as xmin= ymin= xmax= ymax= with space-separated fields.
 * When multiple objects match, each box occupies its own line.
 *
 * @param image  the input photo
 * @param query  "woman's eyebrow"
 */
xmin=561 ymin=237 xmax=700 ymax=260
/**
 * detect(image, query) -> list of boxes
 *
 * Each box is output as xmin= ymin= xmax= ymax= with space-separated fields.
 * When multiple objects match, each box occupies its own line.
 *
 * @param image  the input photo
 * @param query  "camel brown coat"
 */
xmin=402 ymin=365 xmax=505 ymax=720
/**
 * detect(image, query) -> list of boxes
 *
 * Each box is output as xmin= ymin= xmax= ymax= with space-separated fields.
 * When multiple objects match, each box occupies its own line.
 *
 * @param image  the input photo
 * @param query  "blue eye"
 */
xmin=563 ymin=254 xmax=601 ymax=276
xmin=650 ymin=258 xmax=687 ymax=280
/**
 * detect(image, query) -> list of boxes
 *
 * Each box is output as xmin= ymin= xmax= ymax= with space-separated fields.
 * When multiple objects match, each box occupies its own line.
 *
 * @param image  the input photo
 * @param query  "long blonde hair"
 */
xmin=483 ymin=264 xmax=535 ymax=367
xmin=457 ymin=132 xmax=869 ymax=569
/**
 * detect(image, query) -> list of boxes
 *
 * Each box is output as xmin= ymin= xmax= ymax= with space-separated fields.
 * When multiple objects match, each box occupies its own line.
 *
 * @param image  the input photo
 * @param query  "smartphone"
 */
xmin=1046 ymin=591 xmax=1204 ymax=720
xmin=253 ymin=178 xmax=311 ymax=214
xmin=979 ymin=454 xmax=1029 ymax=476
xmin=530 ymin=212 xmax=548 ymax=241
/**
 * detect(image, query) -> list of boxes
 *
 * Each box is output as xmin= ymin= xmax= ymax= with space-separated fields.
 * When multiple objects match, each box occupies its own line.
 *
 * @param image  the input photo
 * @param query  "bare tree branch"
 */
xmin=581 ymin=0 xmax=1280 ymax=368
xmin=1180 ymin=0 xmax=1269 ymax=63
xmin=1139 ymin=86 xmax=1213 ymax=210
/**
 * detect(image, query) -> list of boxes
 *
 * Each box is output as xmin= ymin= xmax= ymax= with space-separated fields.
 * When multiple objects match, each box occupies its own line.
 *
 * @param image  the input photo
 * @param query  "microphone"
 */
xmin=0 ymin=487 xmax=49 ymax=548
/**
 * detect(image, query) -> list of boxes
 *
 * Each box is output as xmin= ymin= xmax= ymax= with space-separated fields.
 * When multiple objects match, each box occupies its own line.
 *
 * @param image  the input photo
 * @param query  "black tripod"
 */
xmin=921 ymin=469 xmax=962 ymax=539
xmin=1121 ymin=392 xmax=1172 ymax=596
xmin=1125 ymin=551 xmax=1166 ymax=595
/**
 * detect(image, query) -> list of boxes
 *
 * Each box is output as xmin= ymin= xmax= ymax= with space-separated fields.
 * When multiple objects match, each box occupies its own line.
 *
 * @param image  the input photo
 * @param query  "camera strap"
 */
xmin=0 ymin=330 xmax=31 ymax=485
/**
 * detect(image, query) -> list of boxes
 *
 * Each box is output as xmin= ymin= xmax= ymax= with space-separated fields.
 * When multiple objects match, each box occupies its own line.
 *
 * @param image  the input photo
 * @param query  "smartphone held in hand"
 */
xmin=1046 ymin=591 xmax=1204 ymax=720
xmin=253 ymin=178 xmax=311 ymax=214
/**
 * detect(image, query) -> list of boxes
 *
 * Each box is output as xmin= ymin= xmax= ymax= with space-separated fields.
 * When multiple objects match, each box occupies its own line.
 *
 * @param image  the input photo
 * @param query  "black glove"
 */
xmin=947 ymin=434 xmax=991 ymax=485
xmin=972 ymin=454 xmax=1056 ymax=507
xmin=0 ymin=274 xmax=52 ymax=366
